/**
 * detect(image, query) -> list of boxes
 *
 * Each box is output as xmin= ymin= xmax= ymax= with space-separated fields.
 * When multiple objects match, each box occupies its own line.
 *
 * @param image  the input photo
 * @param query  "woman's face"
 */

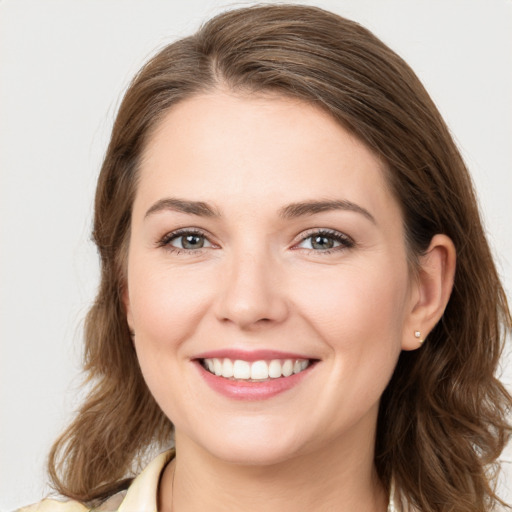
xmin=125 ymin=91 xmax=420 ymax=465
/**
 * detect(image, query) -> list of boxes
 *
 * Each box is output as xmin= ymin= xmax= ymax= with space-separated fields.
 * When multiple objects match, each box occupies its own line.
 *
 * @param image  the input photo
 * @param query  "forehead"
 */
xmin=136 ymin=91 xmax=399 ymax=222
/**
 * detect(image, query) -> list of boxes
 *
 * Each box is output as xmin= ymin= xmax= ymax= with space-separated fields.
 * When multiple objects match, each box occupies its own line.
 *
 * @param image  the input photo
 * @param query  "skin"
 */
xmin=124 ymin=90 xmax=456 ymax=512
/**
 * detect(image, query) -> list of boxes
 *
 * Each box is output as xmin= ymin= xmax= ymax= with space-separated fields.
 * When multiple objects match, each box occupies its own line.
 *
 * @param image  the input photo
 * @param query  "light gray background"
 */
xmin=1 ymin=0 xmax=511 ymax=510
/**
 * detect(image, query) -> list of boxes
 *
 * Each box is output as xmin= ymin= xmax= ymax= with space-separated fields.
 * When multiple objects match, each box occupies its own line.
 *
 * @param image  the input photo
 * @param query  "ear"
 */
xmin=402 ymin=234 xmax=456 ymax=351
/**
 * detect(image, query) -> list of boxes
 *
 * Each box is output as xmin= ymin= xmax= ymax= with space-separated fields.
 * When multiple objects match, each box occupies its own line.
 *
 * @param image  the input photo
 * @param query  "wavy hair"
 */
xmin=48 ymin=5 xmax=511 ymax=510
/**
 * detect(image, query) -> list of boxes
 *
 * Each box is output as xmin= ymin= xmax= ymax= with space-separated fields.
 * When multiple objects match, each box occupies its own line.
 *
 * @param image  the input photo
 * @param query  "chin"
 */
xmin=206 ymin=439 xmax=305 ymax=467
xmin=188 ymin=419 xmax=314 ymax=467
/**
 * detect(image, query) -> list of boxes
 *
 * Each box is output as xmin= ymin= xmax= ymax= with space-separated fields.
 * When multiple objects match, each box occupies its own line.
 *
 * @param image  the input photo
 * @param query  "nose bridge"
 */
xmin=215 ymin=240 xmax=288 ymax=328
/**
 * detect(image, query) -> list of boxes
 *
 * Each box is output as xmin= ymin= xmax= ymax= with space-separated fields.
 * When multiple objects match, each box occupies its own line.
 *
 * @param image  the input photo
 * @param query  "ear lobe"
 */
xmin=402 ymin=234 xmax=456 ymax=351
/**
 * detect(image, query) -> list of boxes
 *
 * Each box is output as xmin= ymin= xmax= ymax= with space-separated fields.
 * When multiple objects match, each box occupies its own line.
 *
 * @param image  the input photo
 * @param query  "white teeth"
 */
xmin=213 ymin=358 xmax=222 ymax=376
xmin=268 ymin=359 xmax=282 ymax=378
xmin=213 ymin=359 xmax=222 ymax=375
xmin=233 ymin=360 xmax=251 ymax=379
xmin=202 ymin=358 xmax=311 ymax=380
xmin=251 ymin=360 xmax=269 ymax=380
xmin=221 ymin=358 xmax=234 ymax=378
xmin=282 ymin=359 xmax=294 ymax=377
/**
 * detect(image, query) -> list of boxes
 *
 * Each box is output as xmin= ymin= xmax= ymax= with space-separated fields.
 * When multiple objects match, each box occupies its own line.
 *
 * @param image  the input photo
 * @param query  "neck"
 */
xmin=159 ymin=417 xmax=388 ymax=512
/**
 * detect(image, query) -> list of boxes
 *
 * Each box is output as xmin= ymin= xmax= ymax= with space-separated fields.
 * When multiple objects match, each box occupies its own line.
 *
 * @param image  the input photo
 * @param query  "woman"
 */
xmin=18 ymin=4 xmax=511 ymax=512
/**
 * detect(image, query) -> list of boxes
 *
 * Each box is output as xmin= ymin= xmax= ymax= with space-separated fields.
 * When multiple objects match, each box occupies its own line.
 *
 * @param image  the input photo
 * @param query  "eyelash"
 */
xmin=294 ymin=229 xmax=355 ymax=254
xmin=157 ymin=228 xmax=213 ymax=255
xmin=157 ymin=228 xmax=355 ymax=255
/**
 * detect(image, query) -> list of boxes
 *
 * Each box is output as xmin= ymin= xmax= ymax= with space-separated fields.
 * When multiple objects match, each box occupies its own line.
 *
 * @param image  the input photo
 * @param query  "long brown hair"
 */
xmin=48 ymin=5 xmax=511 ymax=510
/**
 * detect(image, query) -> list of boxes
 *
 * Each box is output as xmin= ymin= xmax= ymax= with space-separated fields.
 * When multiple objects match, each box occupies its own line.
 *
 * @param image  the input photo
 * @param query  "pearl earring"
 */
xmin=414 ymin=331 xmax=424 ymax=344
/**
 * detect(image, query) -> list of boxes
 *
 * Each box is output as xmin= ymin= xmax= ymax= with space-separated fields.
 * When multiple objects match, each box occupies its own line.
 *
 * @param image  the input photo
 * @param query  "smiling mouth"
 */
xmin=200 ymin=358 xmax=315 ymax=381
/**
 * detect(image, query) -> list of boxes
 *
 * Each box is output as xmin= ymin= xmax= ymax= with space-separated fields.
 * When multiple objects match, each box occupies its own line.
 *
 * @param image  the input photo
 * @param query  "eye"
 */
xmin=296 ymin=230 xmax=354 ymax=252
xmin=158 ymin=229 xmax=214 ymax=252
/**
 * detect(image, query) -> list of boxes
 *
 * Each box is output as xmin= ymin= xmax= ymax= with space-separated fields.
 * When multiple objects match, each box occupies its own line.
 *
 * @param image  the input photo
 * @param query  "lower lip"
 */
xmin=194 ymin=361 xmax=316 ymax=401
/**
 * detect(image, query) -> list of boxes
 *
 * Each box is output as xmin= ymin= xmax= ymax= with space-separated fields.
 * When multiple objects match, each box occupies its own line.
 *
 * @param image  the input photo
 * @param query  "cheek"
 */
xmin=127 ymin=257 xmax=215 ymax=354
xmin=292 ymin=257 xmax=410 ymax=402
xmin=127 ymin=261 xmax=214 ymax=422
xmin=291 ymin=262 xmax=409 ymax=428
xmin=296 ymin=260 xmax=409 ymax=339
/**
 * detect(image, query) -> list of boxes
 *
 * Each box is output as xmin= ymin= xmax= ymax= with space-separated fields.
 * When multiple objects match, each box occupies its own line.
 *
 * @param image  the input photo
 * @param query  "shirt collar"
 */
xmin=117 ymin=449 xmax=174 ymax=512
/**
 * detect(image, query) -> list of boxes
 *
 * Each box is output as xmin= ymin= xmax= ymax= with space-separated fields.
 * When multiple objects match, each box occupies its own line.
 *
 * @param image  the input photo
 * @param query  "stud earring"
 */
xmin=414 ymin=331 xmax=424 ymax=344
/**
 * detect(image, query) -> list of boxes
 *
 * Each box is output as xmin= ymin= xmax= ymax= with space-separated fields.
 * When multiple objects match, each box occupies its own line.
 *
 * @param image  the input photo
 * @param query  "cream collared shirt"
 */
xmin=18 ymin=450 xmax=175 ymax=512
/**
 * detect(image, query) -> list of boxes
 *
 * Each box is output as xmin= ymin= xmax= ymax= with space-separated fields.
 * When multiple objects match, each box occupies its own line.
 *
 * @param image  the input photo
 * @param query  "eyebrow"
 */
xmin=144 ymin=197 xmax=375 ymax=224
xmin=278 ymin=200 xmax=376 ymax=224
xmin=145 ymin=198 xmax=220 ymax=218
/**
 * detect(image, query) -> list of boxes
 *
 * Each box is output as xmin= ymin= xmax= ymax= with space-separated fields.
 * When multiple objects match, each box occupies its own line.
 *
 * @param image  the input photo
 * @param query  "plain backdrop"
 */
xmin=1 ymin=0 xmax=511 ymax=510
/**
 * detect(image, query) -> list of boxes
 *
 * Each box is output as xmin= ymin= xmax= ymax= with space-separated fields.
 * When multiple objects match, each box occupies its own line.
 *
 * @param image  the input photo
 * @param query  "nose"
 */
xmin=214 ymin=249 xmax=289 ymax=330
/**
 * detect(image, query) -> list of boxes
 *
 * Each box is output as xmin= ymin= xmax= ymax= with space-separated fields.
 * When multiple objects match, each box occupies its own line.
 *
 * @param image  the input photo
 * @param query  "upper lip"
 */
xmin=194 ymin=349 xmax=318 ymax=362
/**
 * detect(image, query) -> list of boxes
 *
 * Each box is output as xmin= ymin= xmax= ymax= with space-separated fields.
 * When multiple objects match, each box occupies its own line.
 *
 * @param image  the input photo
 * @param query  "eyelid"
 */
xmin=157 ymin=227 xmax=217 ymax=251
xmin=292 ymin=228 xmax=355 ymax=251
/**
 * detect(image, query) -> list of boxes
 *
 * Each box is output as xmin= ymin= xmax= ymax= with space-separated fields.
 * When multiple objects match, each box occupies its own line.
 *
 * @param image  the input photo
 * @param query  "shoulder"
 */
xmin=16 ymin=491 xmax=127 ymax=512
xmin=16 ymin=499 xmax=88 ymax=512
xmin=16 ymin=450 xmax=174 ymax=512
